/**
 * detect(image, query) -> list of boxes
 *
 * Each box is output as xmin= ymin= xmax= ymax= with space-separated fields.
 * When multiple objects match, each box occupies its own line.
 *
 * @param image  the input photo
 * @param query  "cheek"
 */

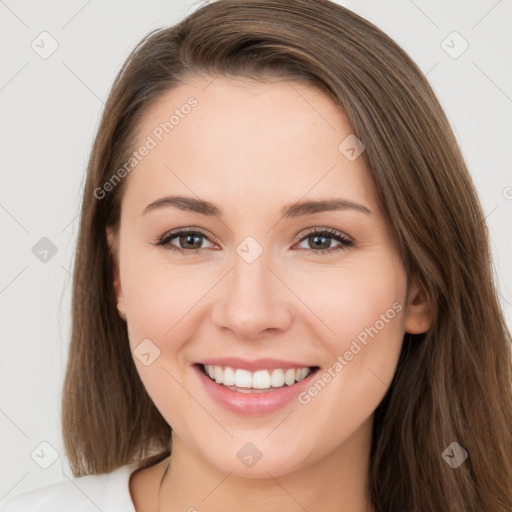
xmin=298 ymin=254 xmax=407 ymax=403
xmin=331 ymin=273 xmax=405 ymax=352
xmin=296 ymin=261 xmax=406 ymax=420
xmin=296 ymin=255 xmax=406 ymax=353
xmin=122 ymin=258 xmax=209 ymax=342
xmin=289 ymin=282 xmax=405 ymax=463
xmin=121 ymin=259 xmax=204 ymax=427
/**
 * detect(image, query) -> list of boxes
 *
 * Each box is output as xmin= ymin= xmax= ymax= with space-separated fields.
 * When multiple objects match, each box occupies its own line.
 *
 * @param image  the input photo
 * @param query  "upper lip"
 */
xmin=195 ymin=357 xmax=318 ymax=372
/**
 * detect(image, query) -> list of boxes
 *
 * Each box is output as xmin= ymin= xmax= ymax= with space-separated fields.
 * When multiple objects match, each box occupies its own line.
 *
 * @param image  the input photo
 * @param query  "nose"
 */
xmin=211 ymin=246 xmax=293 ymax=341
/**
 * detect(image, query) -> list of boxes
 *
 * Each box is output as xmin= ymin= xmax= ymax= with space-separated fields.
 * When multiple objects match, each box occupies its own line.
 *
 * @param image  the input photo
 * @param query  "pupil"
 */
xmin=182 ymin=234 xmax=201 ymax=249
xmin=311 ymin=234 xmax=329 ymax=250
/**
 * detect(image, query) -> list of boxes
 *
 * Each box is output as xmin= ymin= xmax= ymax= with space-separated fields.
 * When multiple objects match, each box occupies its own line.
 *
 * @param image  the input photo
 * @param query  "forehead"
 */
xmin=121 ymin=75 xmax=379 ymax=218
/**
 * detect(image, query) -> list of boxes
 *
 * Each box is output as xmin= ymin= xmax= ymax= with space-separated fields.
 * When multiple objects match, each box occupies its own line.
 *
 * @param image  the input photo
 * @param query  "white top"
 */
xmin=0 ymin=462 xmax=140 ymax=512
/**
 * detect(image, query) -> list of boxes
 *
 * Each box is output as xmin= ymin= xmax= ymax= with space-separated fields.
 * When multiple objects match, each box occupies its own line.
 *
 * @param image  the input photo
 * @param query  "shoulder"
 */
xmin=0 ymin=463 xmax=140 ymax=512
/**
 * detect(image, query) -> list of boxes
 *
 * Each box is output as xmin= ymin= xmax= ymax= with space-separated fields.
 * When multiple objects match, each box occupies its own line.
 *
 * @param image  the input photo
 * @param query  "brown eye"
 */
xmin=175 ymin=233 xmax=204 ymax=250
xmin=155 ymin=229 xmax=215 ymax=255
xmin=295 ymin=228 xmax=353 ymax=255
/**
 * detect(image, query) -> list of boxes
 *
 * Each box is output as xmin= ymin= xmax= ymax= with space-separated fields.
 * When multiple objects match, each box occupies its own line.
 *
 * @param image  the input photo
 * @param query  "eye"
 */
xmin=153 ymin=228 xmax=216 ymax=255
xmin=152 ymin=227 xmax=354 ymax=256
xmin=294 ymin=227 xmax=354 ymax=255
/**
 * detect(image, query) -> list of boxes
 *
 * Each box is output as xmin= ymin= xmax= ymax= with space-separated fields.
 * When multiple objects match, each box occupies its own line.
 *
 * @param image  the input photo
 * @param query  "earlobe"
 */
xmin=404 ymin=279 xmax=432 ymax=335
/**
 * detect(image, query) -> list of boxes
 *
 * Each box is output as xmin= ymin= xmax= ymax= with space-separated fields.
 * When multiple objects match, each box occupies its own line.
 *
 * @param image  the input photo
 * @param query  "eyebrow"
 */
xmin=142 ymin=195 xmax=372 ymax=218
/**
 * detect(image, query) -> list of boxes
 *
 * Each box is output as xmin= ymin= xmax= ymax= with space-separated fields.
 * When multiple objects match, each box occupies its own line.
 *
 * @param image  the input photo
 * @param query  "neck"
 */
xmin=158 ymin=416 xmax=374 ymax=512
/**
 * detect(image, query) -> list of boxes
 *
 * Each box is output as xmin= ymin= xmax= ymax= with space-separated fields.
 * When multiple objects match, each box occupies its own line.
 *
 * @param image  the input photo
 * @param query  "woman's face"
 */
xmin=107 ymin=75 xmax=428 ymax=478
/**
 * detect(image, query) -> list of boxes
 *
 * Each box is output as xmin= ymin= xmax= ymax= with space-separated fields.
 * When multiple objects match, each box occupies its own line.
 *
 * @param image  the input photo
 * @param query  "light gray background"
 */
xmin=1 ymin=0 xmax=511 ymax=502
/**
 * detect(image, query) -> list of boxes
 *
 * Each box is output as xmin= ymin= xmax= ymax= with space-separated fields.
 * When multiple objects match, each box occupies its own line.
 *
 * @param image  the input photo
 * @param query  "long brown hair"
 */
xmin=61 ymin=1 xmax=512 ymax=509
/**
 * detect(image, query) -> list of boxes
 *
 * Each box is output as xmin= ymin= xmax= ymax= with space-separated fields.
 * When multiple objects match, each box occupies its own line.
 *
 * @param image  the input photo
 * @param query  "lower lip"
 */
xmin=193 ymin=364 xmax=319 ymax=415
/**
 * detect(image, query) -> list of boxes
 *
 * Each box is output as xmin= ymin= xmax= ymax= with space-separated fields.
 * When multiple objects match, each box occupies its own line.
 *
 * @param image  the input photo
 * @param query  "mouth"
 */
xmin=193 ymin=360 xmax=321 ymax=414
xmin=195 ymin=363 xmax=321 ymax=394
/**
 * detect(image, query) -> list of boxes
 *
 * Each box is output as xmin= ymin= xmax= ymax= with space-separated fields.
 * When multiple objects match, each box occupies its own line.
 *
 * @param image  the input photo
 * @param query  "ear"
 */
xmin=404 ymin=278 xmax=432 ymax=334
xmin=106 ymin=226 xmax=126 ymax=320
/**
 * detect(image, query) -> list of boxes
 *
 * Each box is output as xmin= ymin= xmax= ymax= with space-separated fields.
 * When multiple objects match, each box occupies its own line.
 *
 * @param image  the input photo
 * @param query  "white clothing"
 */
xmin=0 ymin=462 xmax=140 ymax=511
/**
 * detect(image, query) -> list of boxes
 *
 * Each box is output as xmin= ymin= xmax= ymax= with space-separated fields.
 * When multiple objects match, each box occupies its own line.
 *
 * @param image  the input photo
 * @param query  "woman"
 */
xmin=3 ymin=0 xmax=511 ymax=510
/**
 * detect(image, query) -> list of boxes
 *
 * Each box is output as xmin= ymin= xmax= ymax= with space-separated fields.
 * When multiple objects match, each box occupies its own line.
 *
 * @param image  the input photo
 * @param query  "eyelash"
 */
xmin=152 ymin=227 xmax=354 ymax=256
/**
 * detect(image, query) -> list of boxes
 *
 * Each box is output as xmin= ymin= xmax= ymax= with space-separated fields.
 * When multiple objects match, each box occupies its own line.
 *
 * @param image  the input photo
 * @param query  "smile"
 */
xmin=193 ymin=363 xmax=320 ymax=415
xmin=201 ymin=364 xmax=314 ymax=392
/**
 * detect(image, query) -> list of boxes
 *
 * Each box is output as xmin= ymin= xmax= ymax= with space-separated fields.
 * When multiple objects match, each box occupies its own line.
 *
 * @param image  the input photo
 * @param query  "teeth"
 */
xmin=202 ymin=365 xmax=313 ymax=389
xmin=284 ymin=368 xmax=296 ymax=386
xmin=234 ymin=369 xmax=252 ymax=388
xmin=223 ymin=366 xmax=235 ymax=386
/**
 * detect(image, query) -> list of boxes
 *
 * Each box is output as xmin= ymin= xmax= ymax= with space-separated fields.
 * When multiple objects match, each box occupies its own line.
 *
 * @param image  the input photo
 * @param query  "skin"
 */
xmin=106 ymin=75 xmax=431 ymax=512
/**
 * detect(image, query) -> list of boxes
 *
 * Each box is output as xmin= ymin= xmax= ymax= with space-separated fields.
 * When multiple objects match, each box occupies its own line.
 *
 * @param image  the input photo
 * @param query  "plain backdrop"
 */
xmin=1 ymin=0 xmax=511 ymax=501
